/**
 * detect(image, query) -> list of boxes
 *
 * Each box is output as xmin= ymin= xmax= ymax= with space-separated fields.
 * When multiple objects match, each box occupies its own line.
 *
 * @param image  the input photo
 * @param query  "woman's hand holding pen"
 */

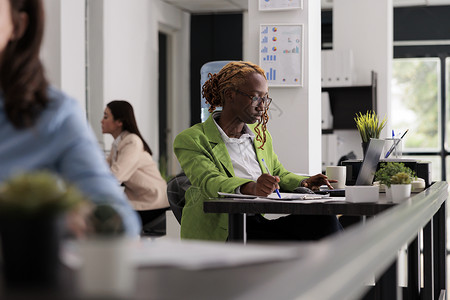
xmin=301 ymin=174 xmax=336 ymax=191
xmin=241 ymin=173 xmax=280 ymax=196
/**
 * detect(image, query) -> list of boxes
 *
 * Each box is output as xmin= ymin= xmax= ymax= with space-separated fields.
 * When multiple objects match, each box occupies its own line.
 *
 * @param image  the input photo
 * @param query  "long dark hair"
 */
xmin=0 ymin=0 xmax=49 ymax=128
xmin=107 ymin=100 xmax=152 ymax=155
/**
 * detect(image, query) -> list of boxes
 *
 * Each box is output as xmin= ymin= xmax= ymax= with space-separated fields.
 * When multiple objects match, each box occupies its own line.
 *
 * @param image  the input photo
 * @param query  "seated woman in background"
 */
xmin=102 ymin=100 xmax=169 ymax=228
xmin=174 ymin=61 xmax=342 ymax=241
xmin=0 ymin=0 xmax=140 ymax=236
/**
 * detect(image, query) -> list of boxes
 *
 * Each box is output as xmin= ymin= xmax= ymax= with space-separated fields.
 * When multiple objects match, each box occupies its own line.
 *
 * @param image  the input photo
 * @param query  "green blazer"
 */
xmin=173 ymin=115 xmax=306 ymax=241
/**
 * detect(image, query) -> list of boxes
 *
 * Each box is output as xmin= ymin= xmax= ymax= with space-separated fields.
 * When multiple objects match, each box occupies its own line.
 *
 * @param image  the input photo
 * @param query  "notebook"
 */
xmin=319 ymin=138 xmax=385 ymax=196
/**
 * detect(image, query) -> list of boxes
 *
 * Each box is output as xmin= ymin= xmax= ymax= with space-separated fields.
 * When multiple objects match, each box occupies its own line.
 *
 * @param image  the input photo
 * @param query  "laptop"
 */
xmin=318 ymin=138 xmax=385 ymax=196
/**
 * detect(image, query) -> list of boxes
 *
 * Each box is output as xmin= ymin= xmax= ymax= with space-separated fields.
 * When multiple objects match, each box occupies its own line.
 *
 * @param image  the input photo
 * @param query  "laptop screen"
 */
xmin=355 ymin=138 xmax=385 ymax=185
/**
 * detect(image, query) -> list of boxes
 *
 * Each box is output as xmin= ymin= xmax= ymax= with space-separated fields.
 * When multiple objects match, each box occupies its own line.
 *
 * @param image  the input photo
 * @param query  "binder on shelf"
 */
xmin=338 ymin=50 xmax=354 ymax=86
xmin=324 ymin=50 xmax=335 ymax=86
xmin=321 ymin=92 xmax=333 ymax=129
xmin=321 ymin=49 xmax=354 ymax=87
xmin=322 ymin=133 xmax=338 ymax=172
xmin=321 ymin=51 xmax=327 ymax=86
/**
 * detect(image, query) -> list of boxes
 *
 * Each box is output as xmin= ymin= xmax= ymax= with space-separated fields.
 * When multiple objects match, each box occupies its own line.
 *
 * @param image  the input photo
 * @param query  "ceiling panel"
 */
xmin=163 ymin=0 xmax=450 ymax=13
xmin=162 ymin=0 xmax=247 ymax=13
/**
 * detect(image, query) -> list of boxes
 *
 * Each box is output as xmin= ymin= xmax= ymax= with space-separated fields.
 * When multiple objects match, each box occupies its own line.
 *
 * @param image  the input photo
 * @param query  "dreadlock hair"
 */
xmin=1 ymin=0 xmax=49 ymax=128
xmin=201 ymin=61 xmax=270 ymax=149
xmin=107 ymin=100 xmax=153 ymax=155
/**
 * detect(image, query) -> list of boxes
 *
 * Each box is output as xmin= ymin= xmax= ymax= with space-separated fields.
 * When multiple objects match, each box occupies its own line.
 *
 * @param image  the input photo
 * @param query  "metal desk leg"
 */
xmin=433 ymin=203 xmax=447 ymax=297
xmin=422 ymin=220 xmax=434 ymax=300
xmin=362 ymin=260 xmax=398 ymax=300
xmin=377 ymin=260 xmax=398 ymax=300
xmin=405 ymin=235 xmax=420 ymax=300
xmin=228 ymin=213 xmax=246 ymax=243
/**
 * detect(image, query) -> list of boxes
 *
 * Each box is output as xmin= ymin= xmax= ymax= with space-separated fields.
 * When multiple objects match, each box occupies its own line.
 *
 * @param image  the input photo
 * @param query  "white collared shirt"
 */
xmin=212 ymin=113 xmax=286 ymax=219
xmin=212 ymin=112 xmax=262 ymax=182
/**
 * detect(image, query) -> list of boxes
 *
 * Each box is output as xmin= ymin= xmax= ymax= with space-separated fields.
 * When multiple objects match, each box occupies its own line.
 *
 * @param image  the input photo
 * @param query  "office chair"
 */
xmin=166 ymin=172 xmax=191 ymax=224
xmin=140 ymin=207 xmax=170 ymax=237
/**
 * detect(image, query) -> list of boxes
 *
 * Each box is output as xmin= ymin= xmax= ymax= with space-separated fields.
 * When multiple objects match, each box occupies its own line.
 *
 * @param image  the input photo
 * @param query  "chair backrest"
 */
xmin=166 ymin=172 xmax=191 ymax=224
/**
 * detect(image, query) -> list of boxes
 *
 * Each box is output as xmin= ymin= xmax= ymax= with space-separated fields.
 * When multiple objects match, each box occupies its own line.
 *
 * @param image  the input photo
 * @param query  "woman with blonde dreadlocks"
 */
xmin=174 ymin=61 xmax=342 ymax=241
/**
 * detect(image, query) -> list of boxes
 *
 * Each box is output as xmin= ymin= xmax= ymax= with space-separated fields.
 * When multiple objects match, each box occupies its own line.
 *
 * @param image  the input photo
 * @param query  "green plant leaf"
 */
xmin=0 ymin=171 xmax=85 ymax=217
xmin=374 ymin=162 xmax=416 ymax=187
xmin=354 ymin=110 xmax=387 ymax=143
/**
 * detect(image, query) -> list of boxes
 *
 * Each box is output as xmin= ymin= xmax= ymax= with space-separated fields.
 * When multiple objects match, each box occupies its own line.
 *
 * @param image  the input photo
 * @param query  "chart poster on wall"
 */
xmin=259 ymin=0 xmax=303 ymax=11
xmin=260 ymin=24 xmax=303 ymax=87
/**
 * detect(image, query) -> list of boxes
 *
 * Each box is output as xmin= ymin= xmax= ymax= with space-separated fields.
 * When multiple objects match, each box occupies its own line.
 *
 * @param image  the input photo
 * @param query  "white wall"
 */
xmin=41 ymin=0 xmax=86 ymax=112
xmin=333 ymin=0 xmax=393 ymax=159
xmin=246 ymin=0 xmax=322 ymax=174
xmin=86 ymin=0 xmax=190 ymax=173
xmin=41 ymin=0 xmax=191 ymax=176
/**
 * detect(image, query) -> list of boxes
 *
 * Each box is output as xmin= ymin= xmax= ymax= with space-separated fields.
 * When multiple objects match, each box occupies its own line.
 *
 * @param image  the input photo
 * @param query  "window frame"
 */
xmin=394 ymin=45 xmax=450 ymax=180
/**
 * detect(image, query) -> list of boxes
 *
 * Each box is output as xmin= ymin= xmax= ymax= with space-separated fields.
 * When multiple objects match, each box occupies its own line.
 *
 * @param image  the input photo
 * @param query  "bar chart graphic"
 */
xmin=259 ymin=24 xmax=303 ymax=86
xmin=262 ymin=55 xmax=276 ymax=61
xmin=266 ymin=68 xmax=276 ymax=81
xmin=283 ymin=46 xmax=299 ymax=54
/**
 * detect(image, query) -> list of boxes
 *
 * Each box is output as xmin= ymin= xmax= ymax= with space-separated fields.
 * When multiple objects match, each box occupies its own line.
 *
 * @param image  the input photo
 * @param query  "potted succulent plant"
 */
xmin=0 ymin=171 xmax=84 ymax=287
xmin=374 ymin=162 xmax=416 ymax=202
xmin=79 ymin=204 xmax=135 ymax=298
xmin=389 ymin=172 xmax=413 ymax=202
xmin=354 ymin=110 xmax=387 ymax=157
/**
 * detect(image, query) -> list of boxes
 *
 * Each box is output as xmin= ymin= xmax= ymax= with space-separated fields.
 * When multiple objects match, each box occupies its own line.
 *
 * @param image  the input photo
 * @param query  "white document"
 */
xmin=131 ymin=239 xmax=302 ymax=269
xmin=62 ymin=239 xmax=302 ymax=271
xmin=218 ymin=192 xmax=334 ymax=201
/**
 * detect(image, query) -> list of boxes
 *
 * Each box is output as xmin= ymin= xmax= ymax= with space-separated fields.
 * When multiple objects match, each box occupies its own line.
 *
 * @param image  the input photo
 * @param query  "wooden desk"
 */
xmin=204 ymin=182 xmax=448 ymax=299
xmin=204 ymin=193 xmax=395 ymax=242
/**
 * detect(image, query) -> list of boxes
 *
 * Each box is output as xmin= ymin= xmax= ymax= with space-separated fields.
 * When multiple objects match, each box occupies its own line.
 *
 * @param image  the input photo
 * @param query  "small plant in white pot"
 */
xmin=79 ymin=204 xmax=136 ymax=298
xmin=0 ymin=171 xmax=85 ymax=287
xmin=390 ymin=172 xmax=413 ymax=202
xmin=374 ymin=162 xmax=415 ymax=202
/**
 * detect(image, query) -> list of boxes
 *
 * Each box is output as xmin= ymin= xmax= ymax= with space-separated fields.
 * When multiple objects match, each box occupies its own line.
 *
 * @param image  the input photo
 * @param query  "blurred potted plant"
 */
xmin=86 ymin=204 xmax=125 ymax=236
xmin=354 ymin=111 xmax=387 ymax=157
xmin=79 ymin=204 xmax=135 ymax=298
xmin=390 ymin=172 xmax=413 ymax=202
xmin=0 ymin=171 xmax=84 ymax=287
xmin=374 ymin=162 xmax=416 ymax=202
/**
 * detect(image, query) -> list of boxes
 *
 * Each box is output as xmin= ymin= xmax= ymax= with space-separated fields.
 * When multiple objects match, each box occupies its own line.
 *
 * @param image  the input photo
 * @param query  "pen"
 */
xmin=261 ymin=158 xmax=282 ymax=199
xmin=385 ymin=129 xmax=409 ymax=158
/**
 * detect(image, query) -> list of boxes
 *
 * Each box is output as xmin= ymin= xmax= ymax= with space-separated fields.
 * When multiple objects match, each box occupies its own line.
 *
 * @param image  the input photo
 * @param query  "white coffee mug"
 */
xmin=326 ymin=166 xmax=346 ymax=189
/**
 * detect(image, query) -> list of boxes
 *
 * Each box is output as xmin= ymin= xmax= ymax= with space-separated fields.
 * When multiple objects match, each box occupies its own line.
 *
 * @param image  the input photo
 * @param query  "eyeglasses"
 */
xmin=236 ymin=90 xmax=272 ymax=107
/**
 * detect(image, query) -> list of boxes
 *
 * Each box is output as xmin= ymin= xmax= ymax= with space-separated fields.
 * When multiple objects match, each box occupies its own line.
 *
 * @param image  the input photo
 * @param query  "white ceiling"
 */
xmin=162 ymin=0 xmax=450 ymax=13
xmin=161 ymin=0 xmax=247 ymax=13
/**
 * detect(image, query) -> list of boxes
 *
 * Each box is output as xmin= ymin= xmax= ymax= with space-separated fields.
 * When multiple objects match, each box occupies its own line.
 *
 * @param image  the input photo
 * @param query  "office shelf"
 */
xmin=322 ymin=71 xmax=377 ymax=130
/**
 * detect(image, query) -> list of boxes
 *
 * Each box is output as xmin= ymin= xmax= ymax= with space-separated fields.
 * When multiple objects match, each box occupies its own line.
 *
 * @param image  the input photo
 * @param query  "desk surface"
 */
xmin=204 ymin=193 xmax=397 ymax=216
xmin=0 ymin=259 xmax=308 ymax=300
